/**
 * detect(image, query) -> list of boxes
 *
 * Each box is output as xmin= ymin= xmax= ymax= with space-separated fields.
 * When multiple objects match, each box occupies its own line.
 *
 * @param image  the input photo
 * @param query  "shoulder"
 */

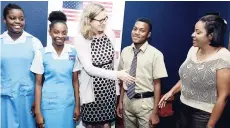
xmin=121 ymin=45 xmax=132 ymax=53
xmin=67 ymin=44 xmax=76 ymax=53
xmin=24 ymin=31 xmax=42 ymax=45
xmin=217 ymin=48 xmax=230 ymax=63
xmin=0 ymin=31 xmax=8 ymax=39
xmin=105 ymin=27 xmax=116 ymax=45
xmin=23 ymin=31 xmax=35 ymax=39
xmin=74 ymin=32 xmax=91 ymax=47
xmin=147 ymin=45 xmax=163 ymax=57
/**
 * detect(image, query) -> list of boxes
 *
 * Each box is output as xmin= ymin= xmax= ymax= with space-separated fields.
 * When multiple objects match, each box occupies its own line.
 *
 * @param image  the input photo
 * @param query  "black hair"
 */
xmin=3 ymin=3 xmax=24 ymax=19
xmin=136 ymin=18 xmax=152 ymax=32
xmin=199 ymin=15 xmax=227 ymax=47
xmin=48 ymin=11 xmax=67 ymax=30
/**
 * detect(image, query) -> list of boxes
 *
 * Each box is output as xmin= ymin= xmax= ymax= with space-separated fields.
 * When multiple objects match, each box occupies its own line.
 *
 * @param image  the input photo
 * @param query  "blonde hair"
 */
xmin=79 ymin=3 xmax=105 ymax=40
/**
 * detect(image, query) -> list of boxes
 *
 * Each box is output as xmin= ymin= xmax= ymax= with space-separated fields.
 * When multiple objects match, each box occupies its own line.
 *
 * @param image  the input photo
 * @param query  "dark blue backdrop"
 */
xmin=1 ymin=1 xmax=230 ymax=92
xmin=1 ymin=1 xmax=48 ymax=46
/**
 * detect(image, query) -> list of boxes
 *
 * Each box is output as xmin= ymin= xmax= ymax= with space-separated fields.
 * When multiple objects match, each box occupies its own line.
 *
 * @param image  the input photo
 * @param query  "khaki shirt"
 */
xmin=119 ymin=41 xmax=168 ymax=93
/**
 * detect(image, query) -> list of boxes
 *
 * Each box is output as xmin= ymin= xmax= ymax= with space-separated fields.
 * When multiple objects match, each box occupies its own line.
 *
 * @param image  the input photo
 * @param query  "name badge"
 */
xmin=69 ymin=55 xmax=75 ymax=60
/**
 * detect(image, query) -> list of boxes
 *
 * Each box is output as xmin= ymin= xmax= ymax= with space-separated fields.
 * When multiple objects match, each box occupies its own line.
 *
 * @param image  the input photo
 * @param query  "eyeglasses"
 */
xmin=93 ymin=16 xmax=108 ymax=24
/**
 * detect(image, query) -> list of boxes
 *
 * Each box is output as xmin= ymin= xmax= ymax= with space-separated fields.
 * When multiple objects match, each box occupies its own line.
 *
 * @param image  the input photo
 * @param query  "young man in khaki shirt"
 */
xmin=117 ymin=18 xmax=168 ymax=128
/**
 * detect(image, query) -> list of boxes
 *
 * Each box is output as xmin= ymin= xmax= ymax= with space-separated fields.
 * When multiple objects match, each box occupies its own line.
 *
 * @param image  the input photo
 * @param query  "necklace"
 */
xmin=196 ymin=47 xmax=222 ymax=62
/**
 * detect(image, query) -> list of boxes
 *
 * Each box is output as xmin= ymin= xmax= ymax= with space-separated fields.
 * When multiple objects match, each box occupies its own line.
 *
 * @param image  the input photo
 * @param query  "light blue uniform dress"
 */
xmin=1 ymin=36 xmax=38 ymax=128
xmin=38 ymin=46 xmax=77 ymax=128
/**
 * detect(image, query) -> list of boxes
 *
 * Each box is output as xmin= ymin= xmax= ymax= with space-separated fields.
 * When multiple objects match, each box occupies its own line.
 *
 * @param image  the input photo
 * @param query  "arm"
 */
xmin=74 ymin=37 xmax=135 ymax=83
xmin=169 ymin=80 xmax=182 ymax=95
xmin=207 ymin=68 xmax=230 ymax=128
xmin=119 ymin=82 xmax=125 ymax=104
xmin=149 ymin=51 xmax=167 ymax=125
xmin=30 ymin=50 xmax=44 ymax=114
xmin=34 ymin=74 xmax=45 ymax=127
xmin=73 ymin=71 xmax=81 ymax=121
xmin=30 ymin=49 xmax=45 ymax=127
xmin=153 ymin=79 xmax=161 ymax=114
xmin=149 ymin=79 xmax=161 ymax=125
xmin=158 ymin=80 xmax=181 ymax=108
xmin=34 ymin=74 xmax=43 ymax=115
xmin=117 ymin=81 xmax=124 ymax=118
xmin=73 ymin=72 xmax=80 ymax=108
xmin=74 ymin=37 xmax=117 ymax=80
xmin=32 ymin=37 xmax=43 ymax=51
xmin=117 ymin=51 xmax=125 ymax=118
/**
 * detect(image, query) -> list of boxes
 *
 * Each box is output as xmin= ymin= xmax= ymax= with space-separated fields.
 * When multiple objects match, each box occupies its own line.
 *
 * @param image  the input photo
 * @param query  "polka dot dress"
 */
xmin=81 ymin=34 xmax=116 ymax=124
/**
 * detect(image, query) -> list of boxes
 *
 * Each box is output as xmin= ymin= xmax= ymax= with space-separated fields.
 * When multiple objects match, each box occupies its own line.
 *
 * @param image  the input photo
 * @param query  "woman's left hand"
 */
xmin=73 ymin=106 xmax=80 ymax=122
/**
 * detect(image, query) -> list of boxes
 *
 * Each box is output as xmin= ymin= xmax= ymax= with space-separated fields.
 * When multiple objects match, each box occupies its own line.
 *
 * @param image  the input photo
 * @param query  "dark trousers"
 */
xmin=177 ymin=103 xmax=210 ymax=128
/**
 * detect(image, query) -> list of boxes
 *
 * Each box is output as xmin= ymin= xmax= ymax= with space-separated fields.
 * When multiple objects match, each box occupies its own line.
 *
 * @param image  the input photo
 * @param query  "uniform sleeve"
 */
xmin=152 ymin=52 xmax=168 ymax=79
xmin=32 ymin=37 xmax=43 ymax=51
xmin=73 ymin=56 xmax=82 ymax=72
xmin=30 ymin=50 xmax=44 ymax=74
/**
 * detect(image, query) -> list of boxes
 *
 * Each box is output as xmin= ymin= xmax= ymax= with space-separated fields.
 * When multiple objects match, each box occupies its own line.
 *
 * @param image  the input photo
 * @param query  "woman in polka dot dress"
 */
xmin=74 ymin=3 xmax=135 ymax=128
xmin=82 ymin=34 xmax=116 ymax=126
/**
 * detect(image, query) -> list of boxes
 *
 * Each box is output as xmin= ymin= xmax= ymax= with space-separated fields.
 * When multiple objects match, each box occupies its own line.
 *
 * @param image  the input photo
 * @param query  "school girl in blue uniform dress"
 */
xmin=1 ymin=3 xmax=43 ymax=128
xmin=30 ymin=11 xmax=81 ymax=128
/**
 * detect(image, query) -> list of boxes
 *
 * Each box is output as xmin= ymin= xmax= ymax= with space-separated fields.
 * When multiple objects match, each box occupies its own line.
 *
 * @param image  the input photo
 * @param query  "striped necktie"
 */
xmin=127 ymin=48 xmax=141 ymax=99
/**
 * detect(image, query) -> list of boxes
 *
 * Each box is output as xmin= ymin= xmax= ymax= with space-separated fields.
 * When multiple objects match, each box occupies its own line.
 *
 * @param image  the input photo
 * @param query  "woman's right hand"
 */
xmin=116 ymin=70 xmax=135 ymax=84
xmin=35 ymin=112 xmax=45 ymax=128
xmin=158 ymin=91 xmax=173 ymax=108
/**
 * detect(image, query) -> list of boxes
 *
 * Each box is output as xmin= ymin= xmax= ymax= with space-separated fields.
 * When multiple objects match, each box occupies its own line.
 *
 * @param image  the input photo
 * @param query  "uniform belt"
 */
xmin=132 ymin=91 xmax=153 ymax=99
xmin=92 ymin=60 xmax=112 ymax=68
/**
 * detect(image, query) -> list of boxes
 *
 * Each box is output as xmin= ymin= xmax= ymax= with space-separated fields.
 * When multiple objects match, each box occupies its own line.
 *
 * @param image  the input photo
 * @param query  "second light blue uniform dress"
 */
xmin=31 ymin=44 xmax=80 ymax=128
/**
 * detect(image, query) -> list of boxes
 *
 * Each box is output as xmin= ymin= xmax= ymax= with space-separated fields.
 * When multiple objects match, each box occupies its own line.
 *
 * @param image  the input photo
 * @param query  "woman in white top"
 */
xmin=159 ymin=15 xmax=230 ymax=128
xmin=1 ymin=3 xmax=43 ymax=128
xmin=74 ymin=3 xmax=135 ymax=128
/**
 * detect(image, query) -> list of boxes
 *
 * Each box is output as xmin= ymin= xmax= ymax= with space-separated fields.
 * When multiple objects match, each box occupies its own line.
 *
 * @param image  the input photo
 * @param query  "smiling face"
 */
xmin=49 ymin=22 xmax=68 ymax=47
xmin=90 ymin=10 xmax=108 ymax=34
xmin=4 ymin=9 xmax=25 ymax=34
xmin=191 ymin=21 xmax=212 ymax=48
xmin=131 ymin=21 xmax=151 ymax=44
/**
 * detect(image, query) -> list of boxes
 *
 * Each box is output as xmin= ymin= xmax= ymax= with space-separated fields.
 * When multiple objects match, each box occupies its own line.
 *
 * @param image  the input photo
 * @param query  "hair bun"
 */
xmin=48 ymin=11 xmax=67 ymax=23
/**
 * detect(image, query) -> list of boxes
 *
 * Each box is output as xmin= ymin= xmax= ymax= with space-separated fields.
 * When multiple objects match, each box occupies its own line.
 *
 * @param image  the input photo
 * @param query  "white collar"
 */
xmin=45 ymin=43 xmax=72 ymax=53
xmin=1 ymin=30 xmax=31 ymax=41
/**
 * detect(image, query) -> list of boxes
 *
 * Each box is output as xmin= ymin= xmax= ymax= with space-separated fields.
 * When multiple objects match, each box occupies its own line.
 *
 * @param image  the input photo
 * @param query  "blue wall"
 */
xmin=1 ymin=1 xmax=48 ymax=46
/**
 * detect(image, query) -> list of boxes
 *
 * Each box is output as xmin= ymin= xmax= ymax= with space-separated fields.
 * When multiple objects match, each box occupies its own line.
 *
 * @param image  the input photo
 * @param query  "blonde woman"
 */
xmin=74 ymin=3 xmax=135 ymax=128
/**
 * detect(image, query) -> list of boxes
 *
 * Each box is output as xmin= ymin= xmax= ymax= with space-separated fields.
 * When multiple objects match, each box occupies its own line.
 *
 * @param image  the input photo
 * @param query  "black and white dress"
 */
xmin=81 ymin=34 xmax=116 ymax=124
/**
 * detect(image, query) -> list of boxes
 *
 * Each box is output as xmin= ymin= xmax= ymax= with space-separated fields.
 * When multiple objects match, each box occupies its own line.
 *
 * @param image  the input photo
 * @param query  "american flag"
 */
xmin=112 ymin=29 xmax=121 ymax=38
xmin=65 ymin=36 xmax=75 ymax=45
xmin=62 ymin=1 xmax=113 ymax=22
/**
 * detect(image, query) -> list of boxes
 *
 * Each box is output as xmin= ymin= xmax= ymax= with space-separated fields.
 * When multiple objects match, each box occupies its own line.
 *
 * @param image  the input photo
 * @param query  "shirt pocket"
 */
xmin=19 ymin=77 xmax=34 ymax=96
xmin=41 ymin=90 xmax=74 ymax=110
xmin=136 ymin=60 xmax=153 ymax=78
xmin=1 ymin=78 xmax=15 ymax=96
xmin=137 ymin=59 xmax=152 ymax=69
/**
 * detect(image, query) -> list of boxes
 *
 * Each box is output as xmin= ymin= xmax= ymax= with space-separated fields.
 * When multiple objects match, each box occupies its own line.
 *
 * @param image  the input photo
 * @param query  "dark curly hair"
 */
xmin=48 ymin=11 xmax=67 ymax=30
